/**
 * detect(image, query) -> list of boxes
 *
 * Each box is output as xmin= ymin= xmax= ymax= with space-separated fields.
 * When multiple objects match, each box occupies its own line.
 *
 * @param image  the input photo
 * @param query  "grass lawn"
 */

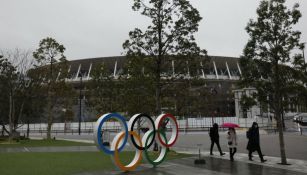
xmin=0 ymin=139 xmax=94 ymax=148
xmin=0 ymin=151 xmax=190 ymax=175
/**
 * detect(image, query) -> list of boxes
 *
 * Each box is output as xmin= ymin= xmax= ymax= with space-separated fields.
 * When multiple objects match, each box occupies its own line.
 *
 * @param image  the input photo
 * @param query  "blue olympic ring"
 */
xmin=96 ymin=113 xmax=128 ymax=155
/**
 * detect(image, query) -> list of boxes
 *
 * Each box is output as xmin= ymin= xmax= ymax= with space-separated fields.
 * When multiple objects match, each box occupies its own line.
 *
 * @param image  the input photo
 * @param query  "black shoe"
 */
xmin=261 ymin=159 xmax=267 ymax=163
xmin=210 ymin=153 xmax=214 ymax=156
xmin=220 ymin=153 xmax=225 ymax=156
xmin=249 ymin=158 xmax=253 ymax=161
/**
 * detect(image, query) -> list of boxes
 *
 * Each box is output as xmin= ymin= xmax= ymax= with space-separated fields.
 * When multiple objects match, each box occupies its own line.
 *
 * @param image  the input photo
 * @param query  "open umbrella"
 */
xmin=221 ymin=123 xmax=240 ymax=128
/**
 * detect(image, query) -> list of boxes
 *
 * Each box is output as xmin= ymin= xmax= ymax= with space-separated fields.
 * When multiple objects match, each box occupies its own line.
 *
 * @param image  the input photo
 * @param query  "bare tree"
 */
xmin=0 ymin=48 xmax=38 ymax=141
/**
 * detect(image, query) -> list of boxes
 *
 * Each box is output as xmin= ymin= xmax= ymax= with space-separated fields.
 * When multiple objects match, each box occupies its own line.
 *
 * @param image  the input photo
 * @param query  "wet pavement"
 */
xmin=74 ymin=156 xmax=307 ymax=175
xmin=30 ymin=131 xmax=307 ymax=161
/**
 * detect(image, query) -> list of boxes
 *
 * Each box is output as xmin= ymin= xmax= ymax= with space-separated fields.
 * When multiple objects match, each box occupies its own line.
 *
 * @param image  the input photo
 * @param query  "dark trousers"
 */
xmin=249 ymin=147 xmax=264 ymax=161
xmin=210 ymin=140 xmax=223 ymax=154
xmin=229 ymin=147 xmax=237 ymax=160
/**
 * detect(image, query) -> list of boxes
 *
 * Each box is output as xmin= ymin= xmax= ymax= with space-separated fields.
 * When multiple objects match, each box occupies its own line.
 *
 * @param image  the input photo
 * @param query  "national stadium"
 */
xmin=64 ymin=55 xmax=243 ymax=121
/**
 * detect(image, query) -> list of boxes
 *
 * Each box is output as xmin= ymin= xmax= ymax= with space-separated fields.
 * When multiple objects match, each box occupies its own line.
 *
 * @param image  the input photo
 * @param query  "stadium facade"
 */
xmin=63 ymin=56 xmax=250 ymax=121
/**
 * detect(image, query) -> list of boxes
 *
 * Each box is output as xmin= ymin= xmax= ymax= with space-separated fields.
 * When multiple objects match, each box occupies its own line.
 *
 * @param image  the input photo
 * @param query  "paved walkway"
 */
xmin=30 ymin=130 xmax=307 ymax=161
xmin=74 ymin=156 xmax=307 ymax=175
xmin=181 ymin=151 xmax=307 ymax=174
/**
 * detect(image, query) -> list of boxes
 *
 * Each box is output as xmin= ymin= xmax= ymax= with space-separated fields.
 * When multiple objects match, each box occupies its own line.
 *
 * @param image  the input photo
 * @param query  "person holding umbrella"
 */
xmin=209 ymin=123 xmax=225 ymax=156
xmin=221 ymin=122 xmax=239 ymax=161
xmin=227 ymin=127 xmax=237 ymax=161
xmin=246 ymin=122 xmax=267 ymax=163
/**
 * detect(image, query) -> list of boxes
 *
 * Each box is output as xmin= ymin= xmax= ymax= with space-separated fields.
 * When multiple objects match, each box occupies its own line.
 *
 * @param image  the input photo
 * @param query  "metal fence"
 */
xmin=11 ymin=116 xmax=276 ymax=135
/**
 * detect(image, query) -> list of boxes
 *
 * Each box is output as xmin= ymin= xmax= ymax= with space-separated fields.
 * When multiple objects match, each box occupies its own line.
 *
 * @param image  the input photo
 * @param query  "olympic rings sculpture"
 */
xmin=94 ymin=113 xmax=179 ymax=172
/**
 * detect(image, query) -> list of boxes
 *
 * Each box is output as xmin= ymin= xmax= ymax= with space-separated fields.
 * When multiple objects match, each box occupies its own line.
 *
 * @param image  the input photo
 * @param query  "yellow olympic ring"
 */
xmin=113 ymin=131 xmax=143 ymax=172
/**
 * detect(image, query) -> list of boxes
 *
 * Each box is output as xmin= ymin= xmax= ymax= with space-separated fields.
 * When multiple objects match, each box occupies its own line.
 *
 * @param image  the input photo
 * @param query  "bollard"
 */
xmin=194 ymin=144 xmax=206 ymax=164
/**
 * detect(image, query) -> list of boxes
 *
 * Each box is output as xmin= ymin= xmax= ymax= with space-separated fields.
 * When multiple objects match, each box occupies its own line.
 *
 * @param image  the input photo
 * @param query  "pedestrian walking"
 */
xmin=209 ymin=123 xmax=225 ymax=156
xmin=227 ymin=127 xmax=237 ymax=161
xmin=246 ymin=122 xmax=267 ymax=163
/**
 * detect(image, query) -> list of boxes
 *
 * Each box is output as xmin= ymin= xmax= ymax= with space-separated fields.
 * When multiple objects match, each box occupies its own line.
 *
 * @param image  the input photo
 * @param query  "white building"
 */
xmin=234 ymin=88 xmax=261 ymax=118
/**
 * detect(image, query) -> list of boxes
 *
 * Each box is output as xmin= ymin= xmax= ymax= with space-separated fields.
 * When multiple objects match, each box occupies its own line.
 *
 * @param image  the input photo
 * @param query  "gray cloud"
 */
xmin=0 ymin=0 xmax=306 ymax=60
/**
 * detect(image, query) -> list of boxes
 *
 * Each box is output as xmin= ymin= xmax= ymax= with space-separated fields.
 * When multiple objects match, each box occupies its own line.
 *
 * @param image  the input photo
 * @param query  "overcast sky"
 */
xmin=1 ymin=0 xmax=306 ymax=60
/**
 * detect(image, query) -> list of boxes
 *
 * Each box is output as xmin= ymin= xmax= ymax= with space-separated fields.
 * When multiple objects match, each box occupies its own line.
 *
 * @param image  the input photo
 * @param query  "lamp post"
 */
xmin=62 ymin=108 xmax=67 ymax=133
xmin=78 ymin=74 xmax=83 ymax=135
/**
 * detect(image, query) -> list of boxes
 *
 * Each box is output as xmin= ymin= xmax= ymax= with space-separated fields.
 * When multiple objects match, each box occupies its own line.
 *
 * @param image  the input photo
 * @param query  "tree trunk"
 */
xmin=155 ymin=0 xmax=163 ymax=115
xmin=155 ymin=78 xmax=161 ymax=114
xmin=15 ymin=101 xmax=25 ymax=131
xmin=274 ymin=61 xmax=287 ymax=165
xmin=26 ymin=120 xmax=30 ymax=138
xmin=274 ymin=97 xmax=287 ymax=164
xmin=46 ymin=104 xmax=53 ymax=140
xmin=8 ymin=90 xmax=14 ymax=142
xmin=47 ymin=59 xmax=53 ymax=140
xmin=46 ymin=92 xmax=53 ymax=140
xmin=1 ymin=125 xmax=4 ymax=136
xmin=277 ymin=114 xmax=287 ymax=164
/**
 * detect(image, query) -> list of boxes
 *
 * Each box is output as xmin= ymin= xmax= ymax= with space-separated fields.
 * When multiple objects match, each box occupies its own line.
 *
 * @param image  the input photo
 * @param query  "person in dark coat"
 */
xmin=246 ymin=122 xmax=267 ymax=162
xmin=209 ymin=123 xmax=225 ymax=156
